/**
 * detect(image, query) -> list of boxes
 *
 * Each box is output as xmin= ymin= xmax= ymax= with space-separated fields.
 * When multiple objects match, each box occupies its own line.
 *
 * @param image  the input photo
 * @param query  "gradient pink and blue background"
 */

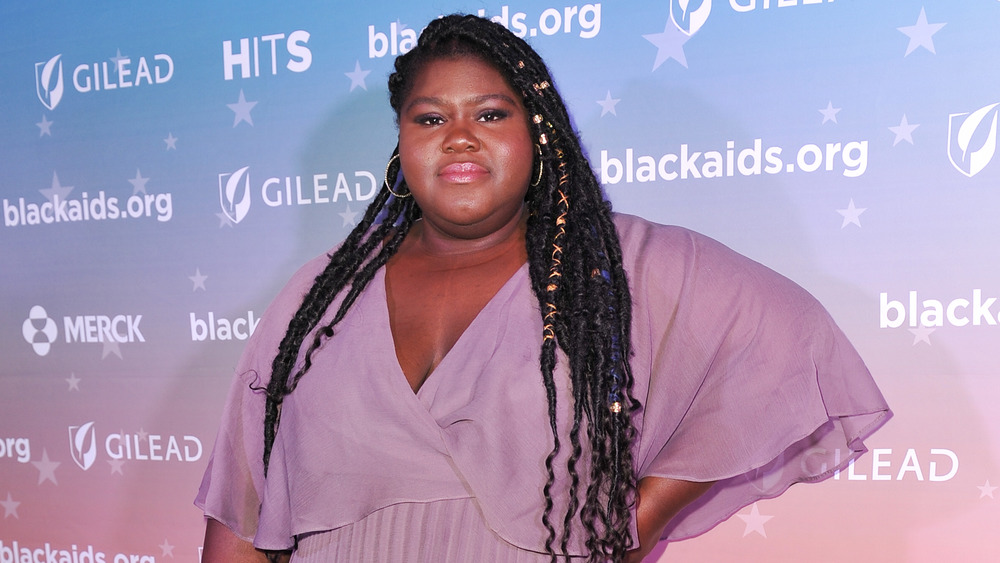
xmin=2 ymin=1 xmax=998 ymax=560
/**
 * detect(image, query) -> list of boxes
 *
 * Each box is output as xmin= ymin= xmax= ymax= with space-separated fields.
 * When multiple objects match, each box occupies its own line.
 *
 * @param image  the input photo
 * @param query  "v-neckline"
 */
xmin=378 ymin=262 xmax=529 ymax=398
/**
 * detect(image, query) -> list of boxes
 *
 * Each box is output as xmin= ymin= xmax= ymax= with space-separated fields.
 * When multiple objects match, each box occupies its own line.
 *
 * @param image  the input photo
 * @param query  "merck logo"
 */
xmin=35 ymin=54 xmax=65 ymax=110
xmin=22 ymin=305 xmax=58 ymax=356
xmin=948 ymin=102 xmax=999 ymax=178
xmin=21 ymin=305 xmax=146 ymax=357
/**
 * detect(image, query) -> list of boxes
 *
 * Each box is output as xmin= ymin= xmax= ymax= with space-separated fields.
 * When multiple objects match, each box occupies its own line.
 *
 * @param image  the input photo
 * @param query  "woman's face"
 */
xmin=397 ymin=55 xmax=534 ymax=241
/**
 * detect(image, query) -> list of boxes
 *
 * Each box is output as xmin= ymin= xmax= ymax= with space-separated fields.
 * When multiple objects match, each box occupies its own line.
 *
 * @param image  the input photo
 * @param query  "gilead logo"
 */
xmin=68 ymin=421 xmax=203 ymax=471
xmin=105 ymin=431 xmax=202 ymax=462
xmin=35 ymin=54 xmax=64 ymax=110
xmin=72 ymin=54 xmax=173 ymax=92
xmin=219 ymin=166 xmax=251 ymax=224
xmin=218 ymin=166 xmax=379 ymax=225
xmin=803 ymin=447 xmax=960 ymax=482
xmin=34 ymin=51 xmax=174 ymax=110
xmin=880 ymin=290 xmax=997 ymax=328
xmin=948 ymin=102 xmax=999 ymax=178
xmin=730 ymin=0 xmax=836 ymax=12
xmin=671 ymin=0 xmax=711 ymax=36
xmin=69 ymin=422 xmax=98 ymax=470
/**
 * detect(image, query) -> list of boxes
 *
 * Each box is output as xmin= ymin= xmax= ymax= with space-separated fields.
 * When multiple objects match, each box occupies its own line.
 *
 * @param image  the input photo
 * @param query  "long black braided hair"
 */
xmin=262 ymin=14 xmax=640 ymax=562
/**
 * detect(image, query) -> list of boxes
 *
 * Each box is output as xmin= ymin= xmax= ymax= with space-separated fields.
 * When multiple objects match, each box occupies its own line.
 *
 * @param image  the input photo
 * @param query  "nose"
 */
xmin=442 ymin=120 xmax=480 ymax=153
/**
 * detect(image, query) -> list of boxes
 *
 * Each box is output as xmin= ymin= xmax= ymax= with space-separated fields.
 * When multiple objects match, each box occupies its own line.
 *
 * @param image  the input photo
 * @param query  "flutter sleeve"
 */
xmin=193 ymin=252 xmax=331 ymax=543
xmin=614 ymin=214 xmax=891 ymax=541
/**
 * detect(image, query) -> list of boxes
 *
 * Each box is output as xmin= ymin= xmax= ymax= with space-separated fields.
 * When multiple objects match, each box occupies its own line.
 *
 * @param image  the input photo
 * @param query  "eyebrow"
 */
xmin=404 ymin=93 xmax=518 ymax=113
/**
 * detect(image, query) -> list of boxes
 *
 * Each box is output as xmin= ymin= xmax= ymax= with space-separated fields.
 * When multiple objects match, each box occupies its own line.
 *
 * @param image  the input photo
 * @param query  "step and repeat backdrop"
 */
xmin=2 ymin=1 xmax=998 ymax=561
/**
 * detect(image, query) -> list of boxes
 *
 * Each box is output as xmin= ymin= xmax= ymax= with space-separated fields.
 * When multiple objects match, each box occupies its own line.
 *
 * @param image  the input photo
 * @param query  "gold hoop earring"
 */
xmin=384 ymin=154 xmax=411 ymax=198
xmin=531 ymin=144 xmax=543 ymax=187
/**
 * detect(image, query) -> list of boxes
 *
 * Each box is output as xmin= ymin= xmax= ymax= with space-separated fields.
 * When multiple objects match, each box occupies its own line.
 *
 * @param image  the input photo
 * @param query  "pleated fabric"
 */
xmin=292 ymin=499 xmax=562 ymax=562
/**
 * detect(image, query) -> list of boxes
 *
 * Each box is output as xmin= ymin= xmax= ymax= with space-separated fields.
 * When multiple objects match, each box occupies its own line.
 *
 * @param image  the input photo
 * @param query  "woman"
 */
xmin=197 ymin=14 xmax=890 ymax=562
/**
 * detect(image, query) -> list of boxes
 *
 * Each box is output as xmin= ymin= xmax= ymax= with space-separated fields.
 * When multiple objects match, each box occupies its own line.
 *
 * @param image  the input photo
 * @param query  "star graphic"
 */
xmin=228 ymin=89 xmax=258 ymax=127
xmin=39 ymin=171 xmax=74 ymax=203
xmin=909 ymin=325 xmax=935 ymax=345
xmin=339 ymin=204 xmax=360 ymax=228
xmin=898 ymin=8 xmax=946 ymax=56
xmin=189 ymin=268 xmax=208 ymax=291
xmin=66 ymin=372 xmax=81 ymax=391
xmin=164 ymin=132 xmax=178 ymax=150
xmin=102 ymin=340 xmax=122 ymax=360
xmin=109 ymin=49 xmax=127 ymax=76
xmin=837 ymin=198 xmax=866 ymax=228
xmin=159 ymin=539 xmax=175 ymax=558
xmin=108 ymin=458 xmax=125 ymax=475
xmin=129 ymin=168 xmax=149 ymax=195
xmin=215 ymin=211 xmax=235 ymax=228
xmin=137 ymin=428 xmax=149 ymax=441
xmin=819 ymin=101 xmax=841 ymax=124
xmin=978 ymin=480 xmax=997 ymax=499
xmin=345 ymin=61 xmax=371 ymax=92
xmin=37 ymin=114 xmax=54 ymax=137
xmin=597 ymin=91 xmax=621 ymax=117
xmin=889 ymin=114 xmax=920 ymax=146
xmin=32 ymin=449 xmax=60 ymax=485
xmin=1 ymin=493 xmax=20 ymax=519
xmin=643 ymin=20 xmax=690 ymax=70
xmin=737 ymin=502 xmax=773 ymax=537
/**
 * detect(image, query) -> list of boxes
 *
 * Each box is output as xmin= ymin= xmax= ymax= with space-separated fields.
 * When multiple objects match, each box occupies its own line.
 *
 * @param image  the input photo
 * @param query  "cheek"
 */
xmin=397 ymin=124 xmax=433 ymax=162
xmin=397 ymin=143 xmax=431 ymax=184
xmin=509 ymin=141 xmax=535 ymax=183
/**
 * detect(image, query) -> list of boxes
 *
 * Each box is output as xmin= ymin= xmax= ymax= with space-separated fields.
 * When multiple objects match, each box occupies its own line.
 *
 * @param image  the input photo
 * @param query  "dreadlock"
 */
xmin=262 ymin=14 xmax=640 ymax=562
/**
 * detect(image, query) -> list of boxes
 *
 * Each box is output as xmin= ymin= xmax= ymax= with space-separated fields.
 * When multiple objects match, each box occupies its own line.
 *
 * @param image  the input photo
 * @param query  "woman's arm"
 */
xmin=202 ymin=518 xmax=290 ymax=563
xmin=625 ymin=476 xmax=715 ymax=563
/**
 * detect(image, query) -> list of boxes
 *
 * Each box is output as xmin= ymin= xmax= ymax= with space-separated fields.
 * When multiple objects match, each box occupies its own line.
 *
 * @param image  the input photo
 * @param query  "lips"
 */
xmin=439 ymin=161 xmax=487 ymax=183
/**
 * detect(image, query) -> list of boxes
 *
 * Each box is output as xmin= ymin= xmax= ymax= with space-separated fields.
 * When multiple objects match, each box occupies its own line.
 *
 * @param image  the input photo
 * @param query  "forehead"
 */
xmin=404 ymin=55 xmax=521 ymax=106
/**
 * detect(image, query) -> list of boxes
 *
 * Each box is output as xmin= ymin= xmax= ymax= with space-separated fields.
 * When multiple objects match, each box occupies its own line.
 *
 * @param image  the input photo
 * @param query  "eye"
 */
xmin=415 ymin=114 xmax=444 ymax=126
xmin=478 ymin=109 xmax=509 ymax=122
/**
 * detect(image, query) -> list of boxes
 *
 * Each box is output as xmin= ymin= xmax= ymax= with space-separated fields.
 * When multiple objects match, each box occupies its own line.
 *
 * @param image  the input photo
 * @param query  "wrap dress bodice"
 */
xmin=196 ymin=213 xmax=891 ymax=560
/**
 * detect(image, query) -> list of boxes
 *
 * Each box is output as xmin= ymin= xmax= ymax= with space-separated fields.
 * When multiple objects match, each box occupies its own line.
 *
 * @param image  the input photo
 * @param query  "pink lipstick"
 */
xmin=440 ymin=162 xmax=487 ymax=183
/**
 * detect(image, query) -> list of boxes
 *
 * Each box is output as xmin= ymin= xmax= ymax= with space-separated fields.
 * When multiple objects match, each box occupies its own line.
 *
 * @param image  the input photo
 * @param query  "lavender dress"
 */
xmin=195 ymin=213 xmax=890 ymax=561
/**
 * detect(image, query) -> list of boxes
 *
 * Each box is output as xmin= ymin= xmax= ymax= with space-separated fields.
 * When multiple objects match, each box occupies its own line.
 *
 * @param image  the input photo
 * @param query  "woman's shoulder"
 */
xmin=256 ymin=250 xmax=335 ymax=328
xmin=611 ymin=211 xmax=689 ymax=240
xmin=277 ymin=248 xmax=339 ymax=303
xmin=611 ymin=212 xmax=740 ymax=272
xmin=611 ymin=212 xmax=723 ymax=260
xmin=237 ymin=247 xmax=340 ymax=367
xmin=611 ymin=212 xmax=819 ymax=312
